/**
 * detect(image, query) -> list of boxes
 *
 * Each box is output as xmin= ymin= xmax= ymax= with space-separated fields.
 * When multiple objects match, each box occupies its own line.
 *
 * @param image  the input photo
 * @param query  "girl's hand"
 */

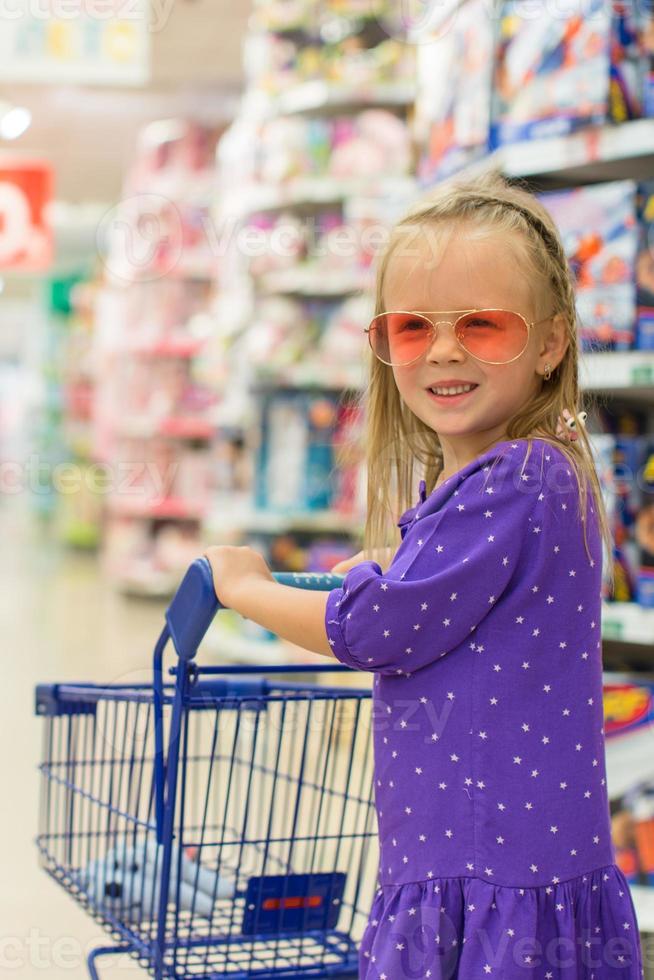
xmin=204 ymin=545 xmax=274 ymax=609
xmin=331 ymin=551 xmax=365 ymax=574
xmin=330 ymin=547 xmax=396 ymax=575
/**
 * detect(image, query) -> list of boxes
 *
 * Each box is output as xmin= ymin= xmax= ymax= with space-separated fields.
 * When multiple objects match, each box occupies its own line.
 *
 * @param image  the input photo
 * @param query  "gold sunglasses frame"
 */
xmin=365 ymin=309 xmax=555 ymax=366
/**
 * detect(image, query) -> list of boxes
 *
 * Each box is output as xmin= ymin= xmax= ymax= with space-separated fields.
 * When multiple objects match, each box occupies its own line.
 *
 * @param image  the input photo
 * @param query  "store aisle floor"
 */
xmin=1 ymin=502 xmax=167 ymax=978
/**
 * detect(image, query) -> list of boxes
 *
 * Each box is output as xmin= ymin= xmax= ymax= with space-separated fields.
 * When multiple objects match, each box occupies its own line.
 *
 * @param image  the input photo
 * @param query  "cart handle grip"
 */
xmin=165 ymin=557 xmax=345 ymax=662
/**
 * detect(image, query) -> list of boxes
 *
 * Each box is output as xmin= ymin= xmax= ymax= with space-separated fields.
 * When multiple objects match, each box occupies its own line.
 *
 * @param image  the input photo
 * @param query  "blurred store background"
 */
xmin=3 ymin=0 xmax=654 ymax=974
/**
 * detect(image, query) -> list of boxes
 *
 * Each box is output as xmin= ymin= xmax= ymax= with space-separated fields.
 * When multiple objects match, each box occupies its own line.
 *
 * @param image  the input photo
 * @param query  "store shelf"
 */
xmin=602 ymin=603 xmax=654 ymax=647
xmin=270 ymin=81 xmax=416 ymax=116
xmin=252 ymin=1 xmax=390 ymax=36
xmin=257 ymin=266 xmax=371 ymax=297
xmin=129 ymin=339 xmax=206 ymax=359
xmin=579 ymin=351 xmax=654 ymax=401
xmin=222 ymin=175 xmax=416 ymax=219
xmin=460 ymin=120 xmax=654 ymax=188
xmin=111 ymin=564 xmax=180 ymax=599
xmin=252 ymin=363 xmax=366 ymax=391
xmin=109 ymin=497 xmax=205 ymax=521
xmin=115 ymin=416 xmax=215 ymax=440
xmin=206 ymin=504 xmax=362 ymax=538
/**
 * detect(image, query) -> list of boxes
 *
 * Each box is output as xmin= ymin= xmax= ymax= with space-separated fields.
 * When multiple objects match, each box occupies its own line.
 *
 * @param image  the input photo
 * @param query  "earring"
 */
xmin=543 ymin=363 xmax=552 ymax=381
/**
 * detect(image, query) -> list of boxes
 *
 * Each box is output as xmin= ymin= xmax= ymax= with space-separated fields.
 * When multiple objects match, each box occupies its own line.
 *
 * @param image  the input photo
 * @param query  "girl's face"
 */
xmin=382 ymin=224 xmax=566 ymax=457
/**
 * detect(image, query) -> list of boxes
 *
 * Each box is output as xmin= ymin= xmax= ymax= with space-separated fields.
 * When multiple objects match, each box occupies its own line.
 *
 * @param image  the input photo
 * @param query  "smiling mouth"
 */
xmin=427 ymin=383 xmax=479 ymax=399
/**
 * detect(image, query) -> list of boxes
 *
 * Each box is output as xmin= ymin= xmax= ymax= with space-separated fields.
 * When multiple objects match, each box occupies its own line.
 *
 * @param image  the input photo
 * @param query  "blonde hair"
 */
xmin=347 ymin=172 xmax=613 ymax=582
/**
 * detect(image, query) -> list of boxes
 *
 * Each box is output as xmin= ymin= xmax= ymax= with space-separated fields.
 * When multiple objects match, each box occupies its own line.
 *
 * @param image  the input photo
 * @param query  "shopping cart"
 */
xmin=35 ymin=558 xmax=377 ymax=979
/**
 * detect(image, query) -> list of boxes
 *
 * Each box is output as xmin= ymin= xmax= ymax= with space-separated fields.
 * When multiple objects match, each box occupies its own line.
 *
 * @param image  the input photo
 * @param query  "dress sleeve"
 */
xmin=324 ymin=446 xmax=542 ymax=675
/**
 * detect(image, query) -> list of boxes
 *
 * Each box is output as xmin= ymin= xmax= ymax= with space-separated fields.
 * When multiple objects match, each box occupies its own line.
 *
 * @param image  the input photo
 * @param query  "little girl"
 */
xmin=206 ymin=174 xmax=644 ymax=978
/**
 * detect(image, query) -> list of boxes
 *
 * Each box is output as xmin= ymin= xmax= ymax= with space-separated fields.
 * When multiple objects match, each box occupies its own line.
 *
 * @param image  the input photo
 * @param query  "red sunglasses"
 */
xmin=366 ymin=309 xmax=554 ymax=366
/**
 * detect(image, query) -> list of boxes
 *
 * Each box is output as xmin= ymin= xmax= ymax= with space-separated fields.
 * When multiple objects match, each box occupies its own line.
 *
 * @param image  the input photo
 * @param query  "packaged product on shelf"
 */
xmin=635 ymin=181 xmax=654 ymax=350
xmin=644 ymin=0 xmax=654 ymax=115
xmin=539 ymin=181 xmax=638 ymax=351
xmin=254 ymin=390 xmax=342 ymax=512
xmin=604 ymin=678 xmax=654 ymax=813
xmin=633 ymin=791 xmax=654 ymax=885
xmin=612 ymin=809 xmax=640 ymax=884
xmin=415 ymin=0 xmax=494 ymax=183
xmin=611 ymin=435 xmax=651 ymax=603
xmin=246 ymin=296 xmax=318 ymax=374
xmin=609 ymin=0 xmax=648 ymax=123
xmin=611 ymin=439 xmax=640 ymax=603
xmin=588 ymin=431 xmax=617 ymax=599
xmin=634 ymin=440 xmax=654 ymax=607
xmin=491 ymin=0 xmax=646 ymax=146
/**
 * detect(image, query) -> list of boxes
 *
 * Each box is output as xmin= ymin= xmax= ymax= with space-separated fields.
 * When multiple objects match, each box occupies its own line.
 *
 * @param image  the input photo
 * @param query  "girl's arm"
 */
xmin=230 ymin=581 xmax=335 ymax=659
xmin=205 ymin=544 xmax=336 ymax=659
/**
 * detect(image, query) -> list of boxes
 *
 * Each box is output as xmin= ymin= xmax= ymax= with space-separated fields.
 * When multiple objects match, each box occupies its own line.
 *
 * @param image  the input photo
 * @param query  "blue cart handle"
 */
xmin=165 ymin=556 xmax=345 ymax=662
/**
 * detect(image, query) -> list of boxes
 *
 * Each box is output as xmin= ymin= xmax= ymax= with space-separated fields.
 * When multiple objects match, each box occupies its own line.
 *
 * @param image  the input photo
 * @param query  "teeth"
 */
xmin=431 ymin=384 xmax=476 ymax=396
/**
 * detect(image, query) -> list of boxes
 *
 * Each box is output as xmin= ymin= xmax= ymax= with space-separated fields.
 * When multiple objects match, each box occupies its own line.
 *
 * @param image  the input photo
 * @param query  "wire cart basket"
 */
xmin=36 ymin=559 xmax=377 ymax=979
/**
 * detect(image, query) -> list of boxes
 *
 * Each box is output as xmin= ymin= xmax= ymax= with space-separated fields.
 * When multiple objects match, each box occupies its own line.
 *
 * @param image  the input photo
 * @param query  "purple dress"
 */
xmin=325 ymin=438 xmax=643 ymax=979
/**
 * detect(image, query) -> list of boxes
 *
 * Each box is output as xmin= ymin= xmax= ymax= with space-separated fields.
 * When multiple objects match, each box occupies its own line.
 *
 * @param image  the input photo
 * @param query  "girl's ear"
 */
xmin=538 ymin=312 xmax=569 ymax=372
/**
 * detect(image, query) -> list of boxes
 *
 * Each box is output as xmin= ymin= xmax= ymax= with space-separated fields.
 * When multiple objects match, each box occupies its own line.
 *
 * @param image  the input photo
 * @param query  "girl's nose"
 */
xmin=425 ymin=321 xmax=466 ymax=362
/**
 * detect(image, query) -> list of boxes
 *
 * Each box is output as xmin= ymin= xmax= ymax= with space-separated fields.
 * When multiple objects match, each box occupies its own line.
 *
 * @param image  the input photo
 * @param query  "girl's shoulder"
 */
xmin=398 ymin=437 xmax=579 ymax=536
xmin=481 ymin=436 xmax=579 ymax=491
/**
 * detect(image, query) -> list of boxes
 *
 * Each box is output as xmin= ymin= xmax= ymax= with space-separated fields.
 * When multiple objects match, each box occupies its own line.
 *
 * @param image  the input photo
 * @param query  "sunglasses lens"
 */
xmin=368 ymin=313 xmax=433 ymax=365
xmin=456 ymin=310 xmax=528 ymax=362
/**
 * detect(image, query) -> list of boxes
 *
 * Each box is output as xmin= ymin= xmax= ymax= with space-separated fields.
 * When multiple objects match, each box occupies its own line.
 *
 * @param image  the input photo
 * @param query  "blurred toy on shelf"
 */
xmin=101 ymin=120 xmax=218 ymax=286
xmin=644 ymin=0 xmax=654 ymax=115
xmin=247 ymin=296 xmax=318 ymax=373
xmin=250 ymin=0 xmax=396 ymax=35
xmin=636 ymin=181 xmax=654 ymax=350
xmin=254 ymin=389 xmax=363 ymax=516
xmin=634 ymin=441 xmax=654 ymax=606
xmin=103 ymin=516 xmax=204 ymax=597
xmin=30 ymin=272 xmax=103 ymax=548
xmin=244 ymin=294 xmax=370 ymax=388
xmin=589 ymin=410 xmax=654 ymax=608
xmin=246 ymin=2 xmax=415 ymax=95
xmin=609 ymin=0 xmax=648 ymax=123
xmin=491 ymin=0 xmax=648 ymax=147
xmin=96 ymin=277 xmax=213 ymax=354
xmin=254 ymin=110 xmax=412 ymax=184
xmin=539 ymin=181 xmax=638 ymax=351
xmin=416 ymin=0 xmax=494 ymax=182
